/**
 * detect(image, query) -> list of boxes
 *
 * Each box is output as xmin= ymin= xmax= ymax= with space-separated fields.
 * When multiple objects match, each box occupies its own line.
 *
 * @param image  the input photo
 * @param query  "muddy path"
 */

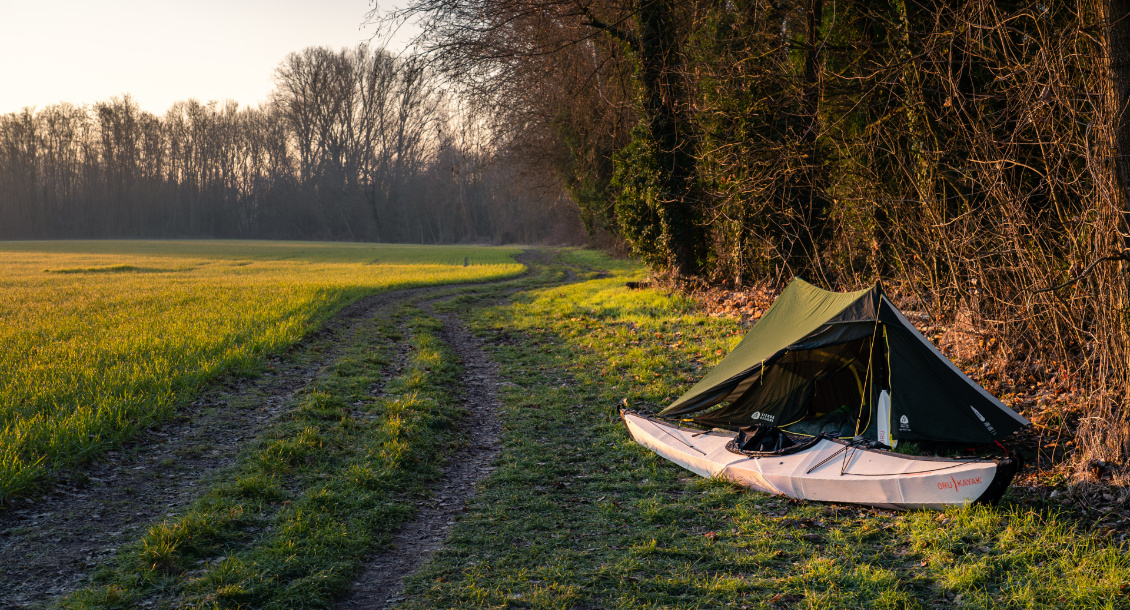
xmin=336 ymin=296 xmax=506 ymax=609
xmin=338 ymin=250 xmax=583 ymax=608
xmin=0 ymin=269 xmax=535 ymax=608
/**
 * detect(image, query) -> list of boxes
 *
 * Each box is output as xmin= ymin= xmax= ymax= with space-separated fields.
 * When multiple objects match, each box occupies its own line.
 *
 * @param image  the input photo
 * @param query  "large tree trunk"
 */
xmin=1109 ymin=0 xmax=1130 ymax=206
xmin=636 ymin=0 xmax=703 ymax=279
xmin=1075 ymin=0 xmax=1130 ymax=466
xmin=787 ymin=0 xmax=830 ymax=280
xmin=1106 ymin=0 xmax=1130 ymax=463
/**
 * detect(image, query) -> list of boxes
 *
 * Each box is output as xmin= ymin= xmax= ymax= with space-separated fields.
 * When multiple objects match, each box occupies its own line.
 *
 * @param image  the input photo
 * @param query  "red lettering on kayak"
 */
xmin=937 ymin=475 xmax=984 ymax=492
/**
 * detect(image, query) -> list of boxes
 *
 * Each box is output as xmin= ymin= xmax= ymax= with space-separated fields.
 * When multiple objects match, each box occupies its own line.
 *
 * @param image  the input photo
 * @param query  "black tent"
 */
xmin=660 ymin=279 xmax=1030 ymax=446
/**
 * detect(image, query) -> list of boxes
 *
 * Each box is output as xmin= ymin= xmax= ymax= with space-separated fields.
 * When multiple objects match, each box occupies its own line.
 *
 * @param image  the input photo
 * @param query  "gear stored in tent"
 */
xmin=659 ymin=278 xmax=1030 ymax=445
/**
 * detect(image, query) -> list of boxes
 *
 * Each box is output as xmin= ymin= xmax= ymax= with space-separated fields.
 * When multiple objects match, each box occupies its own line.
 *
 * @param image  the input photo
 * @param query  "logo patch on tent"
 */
xmin=750 ymin=411 xmax=775 ymax=423
xmin=899 ymin=414 xmax=910 ymax=431
xmin=971 ymin=406 xmax=996 ymax=435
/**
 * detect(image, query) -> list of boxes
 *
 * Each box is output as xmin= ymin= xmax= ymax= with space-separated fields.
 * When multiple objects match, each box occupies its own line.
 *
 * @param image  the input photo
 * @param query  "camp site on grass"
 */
xmin=622 ymin=278 xmax=1030 ymax=510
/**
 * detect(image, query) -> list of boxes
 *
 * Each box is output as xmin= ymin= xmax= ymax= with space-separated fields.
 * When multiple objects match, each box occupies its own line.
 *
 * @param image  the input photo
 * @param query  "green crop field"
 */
xmin=0 ymin=240 xmax=523 ymax=502
xmin=5 ymin=247 xmax=1122 ymax=609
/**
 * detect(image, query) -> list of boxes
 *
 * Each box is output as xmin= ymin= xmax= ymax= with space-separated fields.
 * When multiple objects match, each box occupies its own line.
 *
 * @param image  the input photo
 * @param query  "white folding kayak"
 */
xmin=621 ymin=410 xmax=1018 ymax=510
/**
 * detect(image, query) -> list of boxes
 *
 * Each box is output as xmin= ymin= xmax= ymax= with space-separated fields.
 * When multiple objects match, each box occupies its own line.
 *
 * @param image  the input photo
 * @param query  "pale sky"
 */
xmin=0 ymin=0 xmax=414 ymax=116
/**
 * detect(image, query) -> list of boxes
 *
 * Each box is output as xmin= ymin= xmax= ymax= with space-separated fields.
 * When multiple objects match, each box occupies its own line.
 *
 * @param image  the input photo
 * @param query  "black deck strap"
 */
xmin=840 ymin=437 xmax=887 ymax=476
xmin=841 ymin=442 xmax=856 ymax=476
xmin=802 ymin=437 xmax=859 ymax=474
xmin=657 ymin=423 xmax=707 ymax=455
xmin=620 ymin=409 xmax=707 ymax=455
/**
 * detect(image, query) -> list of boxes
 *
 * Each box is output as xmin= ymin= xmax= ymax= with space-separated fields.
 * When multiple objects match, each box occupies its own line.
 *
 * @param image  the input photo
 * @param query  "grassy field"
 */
xmin=14 ymin=247 xmax=1130 ymax=608
xmin=0 ymin=240 xmax=522 ymax=502
xmin=397 ymin=250 xmax=1129 ymax=610
xmin=55 ymin=255 xmax=561 ymax=609
xmin=63 ymin=302 xmax=464 ymax=608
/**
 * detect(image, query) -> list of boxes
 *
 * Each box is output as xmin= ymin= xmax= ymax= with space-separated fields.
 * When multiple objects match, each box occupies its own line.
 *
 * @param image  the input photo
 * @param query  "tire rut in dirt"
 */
xmin=336 ymin=249 xmax=587 ymax=609
xmin=336 ymin=297 xmax=505 ymax=610
xmin=0 ymin=284 xmax=472 ymax=609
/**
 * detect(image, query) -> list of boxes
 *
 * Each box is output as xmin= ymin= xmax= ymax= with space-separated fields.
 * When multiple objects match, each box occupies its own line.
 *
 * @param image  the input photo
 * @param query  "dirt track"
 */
xmin=335 ymin=296 xmax=505 ymax=609
xmin=0 ymin=257 xmax=544 ymax=608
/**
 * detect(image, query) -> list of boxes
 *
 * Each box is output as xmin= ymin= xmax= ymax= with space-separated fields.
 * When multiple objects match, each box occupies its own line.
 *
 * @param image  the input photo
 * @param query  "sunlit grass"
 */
xmin=34 ymin=248 xmax=1130 ymax=608
xmin=0 ymin=240 xmax=522 ymax=502
xmin=62 ymin=296 xmax=473 ymax=608
xmin=397 ymin=249 xmax=1130 ymax=610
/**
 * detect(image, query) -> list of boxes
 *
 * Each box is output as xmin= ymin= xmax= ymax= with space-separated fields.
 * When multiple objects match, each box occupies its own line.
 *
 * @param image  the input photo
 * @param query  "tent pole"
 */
xmin=855 ymin=310 xmax=883 ymax=437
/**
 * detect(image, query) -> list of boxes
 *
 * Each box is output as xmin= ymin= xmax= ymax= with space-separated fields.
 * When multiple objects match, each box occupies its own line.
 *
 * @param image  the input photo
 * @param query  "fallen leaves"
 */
xmin=692 ymin=286 xmax=778 ymax=324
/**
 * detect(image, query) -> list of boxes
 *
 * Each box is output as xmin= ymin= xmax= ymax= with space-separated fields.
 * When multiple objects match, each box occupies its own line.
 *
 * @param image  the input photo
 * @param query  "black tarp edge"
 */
xmin=879 ymin=297 xmax=1030 ymax=430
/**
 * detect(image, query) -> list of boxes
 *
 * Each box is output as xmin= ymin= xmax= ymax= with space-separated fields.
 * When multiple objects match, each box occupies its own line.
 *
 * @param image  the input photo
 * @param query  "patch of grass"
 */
xmin=393 ymin=249 xmax=1130 ymax=610
xmin=902 ymin=506 xmax=1129 ymax=607
xmin=44 ymin=264 xmax=185 ymax=274
xmin=0 ymin=240 xmax=522 ymax=502
xmin=60 ymin=303 xmax=467 ymax=608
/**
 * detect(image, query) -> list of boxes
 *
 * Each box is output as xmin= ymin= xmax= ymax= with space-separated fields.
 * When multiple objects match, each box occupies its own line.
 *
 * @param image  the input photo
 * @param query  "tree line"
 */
xmin=386 ymin=0 xmax=1130 ymax=467
xmin=0 ymin=46 xmax=581 ymax=244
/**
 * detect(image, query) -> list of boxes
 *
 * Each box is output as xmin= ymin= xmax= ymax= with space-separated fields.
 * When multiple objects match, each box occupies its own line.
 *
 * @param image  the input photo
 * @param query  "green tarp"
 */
xmin=660 ymin=279 xmax=1029 ymax=444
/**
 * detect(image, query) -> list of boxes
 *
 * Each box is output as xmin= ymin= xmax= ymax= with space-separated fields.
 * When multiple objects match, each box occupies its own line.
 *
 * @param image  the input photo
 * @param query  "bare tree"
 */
xmin=373 ymin=0 xmax=703 ymax=274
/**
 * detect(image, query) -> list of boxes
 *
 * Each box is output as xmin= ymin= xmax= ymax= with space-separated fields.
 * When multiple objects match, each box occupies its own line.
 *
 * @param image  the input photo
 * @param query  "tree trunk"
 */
xmin=792 ymin=0 xmax=829 ymax=279
xmin=636 ymin=0 xmax=702 ymax=279
xmin=1109 ymin=0 xmax=1130 ymax=206
xmin=1076 ymin=0 xmax=1130 ymax=466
